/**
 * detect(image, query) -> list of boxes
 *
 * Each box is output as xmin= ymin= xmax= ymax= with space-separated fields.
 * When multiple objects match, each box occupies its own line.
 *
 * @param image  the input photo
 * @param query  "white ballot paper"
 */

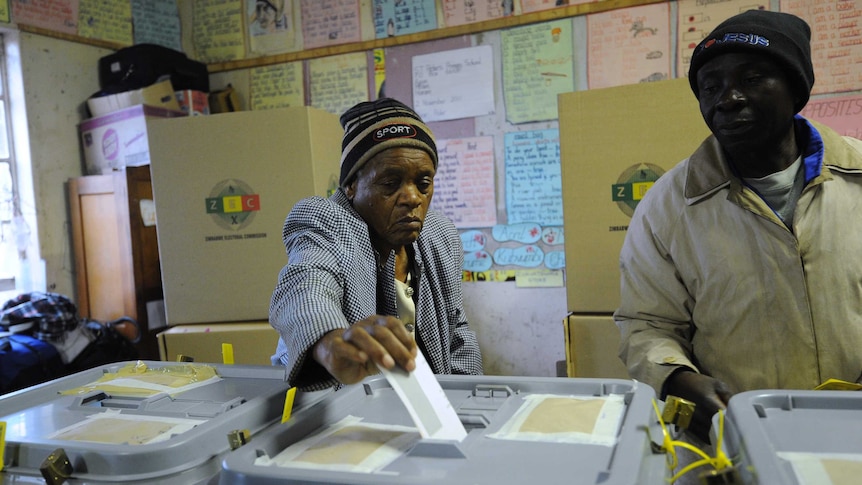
xmin=377 ymin=351 xmax=467 ymax=441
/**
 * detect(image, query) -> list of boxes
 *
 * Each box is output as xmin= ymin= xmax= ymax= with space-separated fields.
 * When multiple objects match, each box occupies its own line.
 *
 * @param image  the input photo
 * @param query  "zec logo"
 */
xmin=205 ymin=179 xmax=260 ymax=231
xmin=611 ymin=163 xmax=665 ymax=217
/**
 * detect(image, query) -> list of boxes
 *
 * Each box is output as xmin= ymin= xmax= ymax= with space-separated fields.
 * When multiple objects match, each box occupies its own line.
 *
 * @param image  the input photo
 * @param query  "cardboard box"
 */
xmin=78 ymin=104 xmax=185 ymax=175
xmin=563 ymin=314 xmax=630 ymax=379
xmin=147 ymin=107 xmax=341 ymax=325
xmin=157 ymin=322 xmax=280 ymax=365
xmin=87 ymin=79 xmax=180 ymax=117
xmin=559 ymin=78 xmax=711 ymax=313
xmin=175 ymin=89 xmax=210 ymax=116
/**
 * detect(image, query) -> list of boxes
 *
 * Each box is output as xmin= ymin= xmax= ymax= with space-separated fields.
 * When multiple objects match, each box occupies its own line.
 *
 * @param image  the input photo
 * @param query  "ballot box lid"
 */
xmin=219 ymin=374 xmax=667 ymax=485
xmin=0 ymin=361 xmax=329 ymax=483
xmin=719 ymin=389 xmax=862 ymax=485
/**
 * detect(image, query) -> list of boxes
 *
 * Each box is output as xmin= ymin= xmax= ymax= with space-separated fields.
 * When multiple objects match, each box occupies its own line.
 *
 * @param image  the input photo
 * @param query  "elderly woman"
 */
xmin=270 ymin=98 xmax=483 ymax=391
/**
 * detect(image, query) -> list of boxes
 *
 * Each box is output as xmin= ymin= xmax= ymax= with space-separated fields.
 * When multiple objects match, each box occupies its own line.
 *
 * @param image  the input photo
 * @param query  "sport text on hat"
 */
xmin=339 ymin=98 xmax=438 ymax=187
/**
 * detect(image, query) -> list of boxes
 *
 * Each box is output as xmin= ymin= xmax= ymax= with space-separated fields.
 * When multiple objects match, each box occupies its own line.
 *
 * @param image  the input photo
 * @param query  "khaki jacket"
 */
xmin=615 ymin=119 xmax=862 ymax=395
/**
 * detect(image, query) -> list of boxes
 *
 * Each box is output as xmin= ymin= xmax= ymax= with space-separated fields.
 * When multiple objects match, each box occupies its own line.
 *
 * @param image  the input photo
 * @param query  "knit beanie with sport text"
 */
xmin=688 ymin=9 xmax=815 ymax=113
xmin=339 ymin=98 xmax=437 ymax=187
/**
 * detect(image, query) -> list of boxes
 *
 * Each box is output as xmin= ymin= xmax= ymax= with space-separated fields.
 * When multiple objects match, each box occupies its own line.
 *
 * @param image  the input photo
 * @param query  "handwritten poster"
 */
xmin=373 ymin=0 xmax=437 ymax=38
xmin=251 ymin=62 xmax=305 ymax=110
xmin=504 ymin=129 xmax=563 ymax=226
xmin=502 ymin=19 xmax=575 ymax=123
xmin=441 ymin=0 xmax=511 ymax=28
xmin=412 ymin=45 xmax=495 ymax=122
xmin=521 ymin=0 xmax=591 ymax=14
xmin=11 ymin=0 xmax=79 ymax=34
xmin=246 ymin=0 xmax=297 ymax=54
xmin=676 ymin=0 xmax=768 ymax=78
xmin=300 ymin=0 xmax=360 ymax=50
xmin=78 ymin=0 xmax=132 ymax=45
xmin=131 ymin=0 xmax=182 ymax=51
xmin=309 ymin=52 xmax=369 ymax=115
xmin=192 ymin=0 xmax=245 ymax=63
xmin=587 ymin=3 xmax=671 ymax=89
xmin=430 ymin=136 xmax=497 ymax=228
xmin=800 ymin=94 xmax=862 ymax=138
xmin=783 ymin=0 xmax=862 ymax=94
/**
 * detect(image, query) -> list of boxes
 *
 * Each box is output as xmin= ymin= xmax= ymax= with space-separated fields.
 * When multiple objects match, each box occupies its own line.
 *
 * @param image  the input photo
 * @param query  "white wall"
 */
xmin=19 ymin=33 xmax=110 ymax=297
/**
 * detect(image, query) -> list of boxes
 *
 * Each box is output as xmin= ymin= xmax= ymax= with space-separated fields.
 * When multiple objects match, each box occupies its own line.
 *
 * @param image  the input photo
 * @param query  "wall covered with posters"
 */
xmin=10 ymin=0 xmax=861 ymax=377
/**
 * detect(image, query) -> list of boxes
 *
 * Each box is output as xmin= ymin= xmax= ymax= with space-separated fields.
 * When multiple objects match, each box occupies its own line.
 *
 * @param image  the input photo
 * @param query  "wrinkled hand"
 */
xmin=665 ymin=370 xmax=733 ymax=443
xmin=312 ymin=315 xmax=418 ymax=385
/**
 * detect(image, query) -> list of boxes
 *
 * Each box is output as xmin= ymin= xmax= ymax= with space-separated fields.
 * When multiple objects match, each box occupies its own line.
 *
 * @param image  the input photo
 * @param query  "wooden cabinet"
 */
xmin=67 ymin=166 xmax=162 ymax=360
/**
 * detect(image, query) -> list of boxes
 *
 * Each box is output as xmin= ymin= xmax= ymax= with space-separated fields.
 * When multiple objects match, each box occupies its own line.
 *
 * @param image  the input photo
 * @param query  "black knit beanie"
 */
xmin=688 ymin=9 xmax=814 ymax=113
xmin=339 ymin=98 xmax=437 ymax=187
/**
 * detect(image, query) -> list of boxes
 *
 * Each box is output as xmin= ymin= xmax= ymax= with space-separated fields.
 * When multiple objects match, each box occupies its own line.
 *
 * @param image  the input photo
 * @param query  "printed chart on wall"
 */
xmin=782 ymin=0 xmax=862 ymax=95
xmin=587 ymin=3 xmax=671 ymax=89
xmin=501 ymin=19 xmax=575 ymax=124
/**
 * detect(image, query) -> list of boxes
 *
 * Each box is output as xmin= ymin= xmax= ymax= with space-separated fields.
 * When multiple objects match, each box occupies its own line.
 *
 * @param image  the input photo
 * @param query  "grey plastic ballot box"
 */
xmin=0 ymin=361 xmax=330 ymax=484
xmin=219 ymin=375 xmax=668 ymax=485
xmin=719 ymin=390 xmax=862 ymax=485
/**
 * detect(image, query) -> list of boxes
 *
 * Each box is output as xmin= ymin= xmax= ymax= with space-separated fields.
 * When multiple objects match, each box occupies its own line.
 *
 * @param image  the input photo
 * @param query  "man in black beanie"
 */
xmin=270 ymin=98 xmax=483 ymax=390
xmin=615 ymin=9 xmax=862 ymax=442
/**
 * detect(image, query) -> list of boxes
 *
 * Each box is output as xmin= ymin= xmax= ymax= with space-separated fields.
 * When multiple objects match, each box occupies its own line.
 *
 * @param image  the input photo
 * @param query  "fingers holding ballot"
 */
xmin=313 ymin=315 xmax=418 ymax=385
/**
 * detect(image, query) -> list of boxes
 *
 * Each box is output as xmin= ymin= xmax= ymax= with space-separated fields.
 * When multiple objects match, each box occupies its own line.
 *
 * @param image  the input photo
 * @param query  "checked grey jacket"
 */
xmin=270 ymin=189 xmax=483 ymax=391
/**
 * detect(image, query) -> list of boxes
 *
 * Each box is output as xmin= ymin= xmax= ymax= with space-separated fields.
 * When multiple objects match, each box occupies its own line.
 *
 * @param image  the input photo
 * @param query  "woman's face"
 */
xmin=345 ymin=147 xmax=435 ymax=255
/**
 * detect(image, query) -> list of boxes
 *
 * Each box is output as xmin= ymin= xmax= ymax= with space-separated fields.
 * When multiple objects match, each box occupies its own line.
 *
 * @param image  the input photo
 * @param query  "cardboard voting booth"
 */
xmin=146 ymin=107 xmax=341 ymax=326
xmin=558 ymin=78 xmax=710 ymax=313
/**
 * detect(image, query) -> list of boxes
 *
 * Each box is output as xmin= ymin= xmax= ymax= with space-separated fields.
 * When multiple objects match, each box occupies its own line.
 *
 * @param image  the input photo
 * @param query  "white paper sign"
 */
xmin=412 ymin=45 xmax=495 ymax=122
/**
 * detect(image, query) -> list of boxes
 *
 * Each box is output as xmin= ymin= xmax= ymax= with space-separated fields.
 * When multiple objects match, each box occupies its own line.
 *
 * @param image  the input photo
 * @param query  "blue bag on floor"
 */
xmin=0 ymin=334 xmax=65 ymax=395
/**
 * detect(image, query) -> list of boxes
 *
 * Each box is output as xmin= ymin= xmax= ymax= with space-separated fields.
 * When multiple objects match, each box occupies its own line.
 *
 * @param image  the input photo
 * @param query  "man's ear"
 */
xmin=344 ymin=181 xmax=356 ymax=201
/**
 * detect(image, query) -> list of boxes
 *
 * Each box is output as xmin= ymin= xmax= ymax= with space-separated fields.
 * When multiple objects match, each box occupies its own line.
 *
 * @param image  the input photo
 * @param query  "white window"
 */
xmin=0 ymin=31 xmax=41 ymax=304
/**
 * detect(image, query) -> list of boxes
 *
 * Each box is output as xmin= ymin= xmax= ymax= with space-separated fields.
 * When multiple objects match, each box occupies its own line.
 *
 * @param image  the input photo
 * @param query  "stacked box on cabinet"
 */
xmin=145 ymin=107 xmax=341 ymax=326
xmin=717 ymin=389 xmax=862 ymax=485
xmin=0 ymin=361 xmax=329 ymax=484
xmin=219 ymin=375 xmax=668 ymax=485
xmin=79 ymin=104 xmax=186 ymax=175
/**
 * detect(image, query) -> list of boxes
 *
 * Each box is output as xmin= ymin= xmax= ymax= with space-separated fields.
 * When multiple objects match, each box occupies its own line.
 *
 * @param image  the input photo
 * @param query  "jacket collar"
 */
xmin=683 ymin=116 xmax=862 ymax=202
